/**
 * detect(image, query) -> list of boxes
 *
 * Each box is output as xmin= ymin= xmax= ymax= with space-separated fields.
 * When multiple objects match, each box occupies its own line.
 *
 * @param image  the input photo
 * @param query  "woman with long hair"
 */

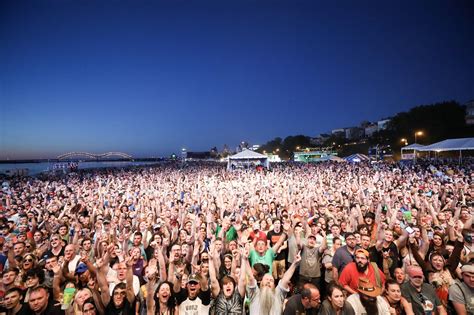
xmin=82 ymin=297 xmax=99 ymax=315
xmin=319 ymin=282 xmax=355 ymax=315
xmin=146 ymin=278 xmax=178 ymax=315
xmin=382 ymin=280 xmax=414 ymax=315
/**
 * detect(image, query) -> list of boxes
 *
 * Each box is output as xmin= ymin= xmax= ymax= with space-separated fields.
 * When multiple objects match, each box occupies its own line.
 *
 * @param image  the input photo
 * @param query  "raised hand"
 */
xmin=294 ymin=251 xmax=302 ymax=264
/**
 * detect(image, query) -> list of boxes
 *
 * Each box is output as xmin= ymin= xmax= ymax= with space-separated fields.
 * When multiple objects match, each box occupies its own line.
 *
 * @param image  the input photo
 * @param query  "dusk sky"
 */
xmin=1 ymin=0 xmax=473 ymax=159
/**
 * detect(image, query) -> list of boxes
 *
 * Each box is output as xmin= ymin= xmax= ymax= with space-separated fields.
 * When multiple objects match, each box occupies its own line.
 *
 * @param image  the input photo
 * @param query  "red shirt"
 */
xmin=338 ymin=261 xmax=385 ymax=292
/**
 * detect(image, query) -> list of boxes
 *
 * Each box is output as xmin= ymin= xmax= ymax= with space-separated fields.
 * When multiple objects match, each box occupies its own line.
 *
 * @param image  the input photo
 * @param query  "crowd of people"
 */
xmin=0 ymin=159 xmax=473 ymax=315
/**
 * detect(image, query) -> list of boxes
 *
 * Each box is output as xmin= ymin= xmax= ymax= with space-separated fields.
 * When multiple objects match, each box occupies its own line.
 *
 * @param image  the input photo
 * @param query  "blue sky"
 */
xmin=1 ymin=0 xmax=473 ymax=159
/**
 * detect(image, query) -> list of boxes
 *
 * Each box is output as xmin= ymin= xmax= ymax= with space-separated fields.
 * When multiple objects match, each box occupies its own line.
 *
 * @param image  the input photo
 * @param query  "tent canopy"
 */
xmin=228 ymin=149 xmax=268 ymax=160
xmin=401 ymin=143 xmax=425 ymax=150
xmin=417 ymin=137 xmax=474 ymax=152
xmin=227 ymin=149 xmax=269 ymax=170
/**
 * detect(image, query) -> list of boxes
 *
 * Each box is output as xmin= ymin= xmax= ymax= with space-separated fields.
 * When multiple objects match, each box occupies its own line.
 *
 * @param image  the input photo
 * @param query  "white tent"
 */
xmin=401 ymin=143 xmax=425 ymax=160
xmin=227 ymin=149 xmax=269 ymax=170
xmin=416 ymin=137 xmax=474 ymax=152
xmin=402 ymin=143 xmax=425 ymax=150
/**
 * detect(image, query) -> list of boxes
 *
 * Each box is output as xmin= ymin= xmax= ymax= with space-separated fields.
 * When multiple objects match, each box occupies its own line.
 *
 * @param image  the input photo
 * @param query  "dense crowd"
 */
xmin=0 ymin=159 xmax=473 ymax=315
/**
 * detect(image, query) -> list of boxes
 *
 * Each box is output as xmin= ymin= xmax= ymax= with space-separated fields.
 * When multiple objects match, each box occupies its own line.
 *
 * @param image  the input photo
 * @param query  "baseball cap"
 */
xmin=407 ymin=266 xmax=424 ymax=278
xmin=187 ymin=273 xmax=201 ymax=284
xmin=462 ymin=264 xmax=474 ymax=274
xmin=355 ymin=248 xmax=369 ymax=258
xmin=75 ymin=263 xmax=88 ymax=275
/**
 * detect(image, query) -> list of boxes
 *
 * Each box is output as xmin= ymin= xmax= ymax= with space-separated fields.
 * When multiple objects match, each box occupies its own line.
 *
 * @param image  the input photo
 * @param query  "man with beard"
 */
xmin=401 ymin=266 xmax=446 ymax=315
xmin=346 ymin=278 xmax=390 ymax=314
xmin=246 ymin=249 xmax=301 ymax=315
xmin=338 ymin=248 xmax=385 ymax=294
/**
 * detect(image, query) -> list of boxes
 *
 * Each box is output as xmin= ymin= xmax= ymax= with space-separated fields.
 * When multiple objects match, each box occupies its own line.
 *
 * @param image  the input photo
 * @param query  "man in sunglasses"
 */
xmin=401 ymin=266 xmax=446 ymax=315
xmin=42 ymin=234 xmax=64 ymax=261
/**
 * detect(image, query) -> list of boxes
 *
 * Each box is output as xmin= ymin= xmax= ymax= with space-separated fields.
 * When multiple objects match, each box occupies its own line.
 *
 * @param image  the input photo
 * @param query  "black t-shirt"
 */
xmin=105 ymin=298 xmax=135 ymax=315
xmin=369 ymin=242 xmax=399 ymax=278
xmin=267 ymin=230 xmax=286 ymax=261
xmin=42 ymin=247 xmax=65 ymax=261
xmin=283 ymin=294 xmax=318 ymax=315
xmin=29 ymin=303 xmax=65 ymax=315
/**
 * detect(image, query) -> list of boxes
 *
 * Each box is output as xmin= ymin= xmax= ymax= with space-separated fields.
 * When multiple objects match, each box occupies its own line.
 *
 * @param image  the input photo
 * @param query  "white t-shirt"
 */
xmin=178 ymin=297 xmax=211 ymax=315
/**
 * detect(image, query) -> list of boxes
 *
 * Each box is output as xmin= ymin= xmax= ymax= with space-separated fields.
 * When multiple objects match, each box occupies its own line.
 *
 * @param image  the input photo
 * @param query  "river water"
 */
xmin=0 ymin=161 xmax=160 ymax=176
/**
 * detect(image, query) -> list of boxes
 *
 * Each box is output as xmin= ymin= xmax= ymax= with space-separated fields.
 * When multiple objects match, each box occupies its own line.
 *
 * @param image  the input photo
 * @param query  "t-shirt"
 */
xmin=346 ymin=294 xmax=390 ymax=315
xmin=249 ymin=248 xmax=276 ymax=274
xmin=401 ymin=282 xmax=441 ymax=315
xmin=249 ymin=230 xmax=267 ymax=242
xmin=448 ymin=280 xmax=474 ymax=314
xmin=370 ymin=242 xmax=399 ymax=279
xmin=332 ymin=246 xmax=356 ymax=274
xmin=322 ymin=252 xmax=335 ymax=283
xmin=42 ymin=247 xmax=65 ymax=261
xmin=283 ymin=294 xmax=319 ymax=315
xmin=176 ymin=288 xmax=211 ymax=315
xmin=267 ymin=230 xmax=285 ymax=261
xmin=299 ymin=245 xmax=323 ymax=278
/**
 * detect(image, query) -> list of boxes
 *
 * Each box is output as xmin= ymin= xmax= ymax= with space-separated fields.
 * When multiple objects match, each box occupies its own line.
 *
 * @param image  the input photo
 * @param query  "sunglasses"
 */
xmin=113 ymin=291 xmax=126 ymax=296
xmin=24 ymin=258 xmax=34 ymax=263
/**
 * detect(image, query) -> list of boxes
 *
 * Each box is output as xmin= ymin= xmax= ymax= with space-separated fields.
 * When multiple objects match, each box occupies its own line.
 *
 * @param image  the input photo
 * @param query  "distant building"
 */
xmin=377 ymin=119 xmax=391 ymax=131
xmin=360 ymin=121 xmax=371 ymax=128
xmin=185 ymin=151 xmax=213 ymax=160
xmin=251 ymin=144 xmax=260 ymax=151
xmin=345 ymin=127 xmax=364 ymax=140
xmin=310 ymin=134 xmax=330 ymax=146
xmin=364 ymin=124 xmax=378 ymax=137
xmin=331 ymin=128 xmax=345 ymax=138
xmin=465 ymin=100 xmax=474 ymax=125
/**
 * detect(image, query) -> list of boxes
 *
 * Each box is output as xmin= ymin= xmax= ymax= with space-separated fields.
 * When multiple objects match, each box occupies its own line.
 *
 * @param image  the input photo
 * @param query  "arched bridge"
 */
xmin=57 ymin=152 xmax=133 ymax=160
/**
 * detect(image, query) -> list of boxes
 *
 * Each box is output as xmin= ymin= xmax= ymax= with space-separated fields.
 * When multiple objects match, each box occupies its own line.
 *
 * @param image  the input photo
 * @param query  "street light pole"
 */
xmin=414 ymin=131 xmax=423 ymax=163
